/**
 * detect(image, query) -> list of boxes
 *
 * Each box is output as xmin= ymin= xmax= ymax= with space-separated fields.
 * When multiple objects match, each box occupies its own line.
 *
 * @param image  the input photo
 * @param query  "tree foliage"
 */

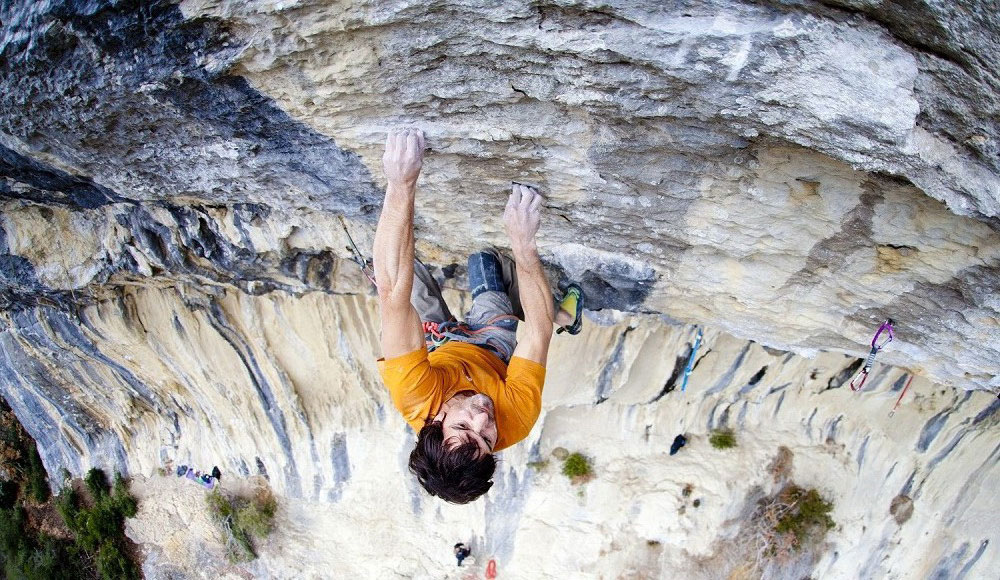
xmin=0 ymin=401 xmax=141 ymax=580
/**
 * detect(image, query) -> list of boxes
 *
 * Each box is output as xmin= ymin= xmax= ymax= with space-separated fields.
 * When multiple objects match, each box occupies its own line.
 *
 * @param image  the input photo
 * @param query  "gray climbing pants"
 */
xmin=411 ymin=249 xmax=521 ymax=363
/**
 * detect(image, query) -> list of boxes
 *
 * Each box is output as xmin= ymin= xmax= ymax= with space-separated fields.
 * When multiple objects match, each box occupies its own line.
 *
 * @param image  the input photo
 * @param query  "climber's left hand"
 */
xmin=383 ymin=128 xmax=425 ymax=189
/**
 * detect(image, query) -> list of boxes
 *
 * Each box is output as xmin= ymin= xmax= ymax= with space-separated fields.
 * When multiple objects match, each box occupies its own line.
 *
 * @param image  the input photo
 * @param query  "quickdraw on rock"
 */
xmin=339 ymin=216 xmax=377 ymax=289
xmin=849 ymin=319 xmax=894 ymax=392
xmin=680 ymin=327 xmax=703 ymax=393
xmin=888 ymin=373 xmax=914 ymax=417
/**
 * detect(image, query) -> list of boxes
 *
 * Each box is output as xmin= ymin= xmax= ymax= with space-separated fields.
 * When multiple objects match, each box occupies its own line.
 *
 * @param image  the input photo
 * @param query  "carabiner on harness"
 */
xmin=849 ymin=319 xmax=894 ymax=392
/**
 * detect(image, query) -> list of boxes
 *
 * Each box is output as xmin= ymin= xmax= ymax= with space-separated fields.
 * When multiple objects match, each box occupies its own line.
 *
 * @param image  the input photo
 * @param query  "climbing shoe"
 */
xmin=556 ymin=283 xmax=585 ymax=335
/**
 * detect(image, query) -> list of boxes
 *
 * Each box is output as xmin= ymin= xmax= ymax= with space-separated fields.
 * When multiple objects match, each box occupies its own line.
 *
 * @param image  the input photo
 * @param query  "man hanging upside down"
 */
xmin=374 ymin=128 xmax=583 ymax=504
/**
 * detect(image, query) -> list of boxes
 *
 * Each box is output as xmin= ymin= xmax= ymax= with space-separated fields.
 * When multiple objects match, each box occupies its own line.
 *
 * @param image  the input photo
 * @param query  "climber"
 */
xmin=454 ymin=542 xmax=471 ymax=566
xmin=375 ymin=128 xmax=583 ymax=504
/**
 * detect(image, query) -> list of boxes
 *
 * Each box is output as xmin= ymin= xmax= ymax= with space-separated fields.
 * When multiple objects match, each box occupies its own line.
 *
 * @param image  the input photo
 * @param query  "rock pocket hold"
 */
xmin=670 ymin=434 xmax=688 ymax=456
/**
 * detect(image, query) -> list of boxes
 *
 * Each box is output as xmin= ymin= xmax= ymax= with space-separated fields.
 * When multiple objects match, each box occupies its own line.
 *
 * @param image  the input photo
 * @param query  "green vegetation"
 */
xmin=773 ymin=485 xmax=835 ymax=548
xmin=0 ymin=401 xmax=140 ymax=579
xmin=60 ymin=469 xmax=140 ymax=572
xmin=206 ymin=484 xmax=277 ymax=563
xmin=561 ymin=452 xmax=593 ymax=484
xmin=709 ymin=428 xmax=737 ymax=450
xmin=749 ymin=482 xmax=835 ymax=564
xmin=0 ymin=404 xmax=49 ymax=503
xmin=727 ymin=482 xmax=837 ymax=577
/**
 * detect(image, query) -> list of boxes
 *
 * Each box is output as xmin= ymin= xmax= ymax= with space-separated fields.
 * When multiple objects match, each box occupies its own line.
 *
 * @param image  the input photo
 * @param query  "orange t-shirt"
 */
xmin=377 ymin=342 xmax=546 ymax=451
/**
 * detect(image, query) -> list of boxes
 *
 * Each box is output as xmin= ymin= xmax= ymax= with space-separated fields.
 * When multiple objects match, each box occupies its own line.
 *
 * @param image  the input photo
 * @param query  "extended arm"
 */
xmin=504 ymin=184 xmax=556 ymax=365
xmin=374 ymin=128 xmax=426 ymax=359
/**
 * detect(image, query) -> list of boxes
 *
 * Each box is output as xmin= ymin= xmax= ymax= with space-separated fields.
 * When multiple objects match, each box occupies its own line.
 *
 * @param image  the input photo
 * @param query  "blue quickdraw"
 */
xmin=680 ymin=327 xmax=703 ymax=393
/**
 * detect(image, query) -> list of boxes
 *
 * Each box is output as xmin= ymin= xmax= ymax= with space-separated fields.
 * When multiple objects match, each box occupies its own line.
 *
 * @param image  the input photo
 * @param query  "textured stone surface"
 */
xmin=4 ymin=286 xmax=997 ymax=578
xmin=1 ymin=0 xmax=999 ymax=577
xmin=2 ymin=0 xmax=998 ymax=389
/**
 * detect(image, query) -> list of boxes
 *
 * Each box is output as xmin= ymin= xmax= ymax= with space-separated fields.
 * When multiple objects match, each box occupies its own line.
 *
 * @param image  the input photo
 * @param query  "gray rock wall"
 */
xmin=2 ymin=0 xmax=998 ymax=390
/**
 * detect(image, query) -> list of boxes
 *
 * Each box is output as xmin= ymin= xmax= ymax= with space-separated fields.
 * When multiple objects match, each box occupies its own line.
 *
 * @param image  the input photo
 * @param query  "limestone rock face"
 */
xmin=2 ymin=0 xmax=998 ymax=389
xmin=6 ymin=286 xmax=999 ymax=578
xmin=1 ymin=1 xmax=999 ymax=578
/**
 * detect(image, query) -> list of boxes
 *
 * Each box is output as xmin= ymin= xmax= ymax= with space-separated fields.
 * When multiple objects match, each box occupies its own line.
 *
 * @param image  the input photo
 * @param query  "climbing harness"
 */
xmin=888 ymin=374 xmax=914 ymax=417
xmin=339 ymin=216 xmax=377 ymax=289
xmin=680 ymin=327 xmax=703 ymax=393
xmin=422 ymin=315 xmax=520 ymax=361
xmin=849 ymin=319 xmax=895 ymax=392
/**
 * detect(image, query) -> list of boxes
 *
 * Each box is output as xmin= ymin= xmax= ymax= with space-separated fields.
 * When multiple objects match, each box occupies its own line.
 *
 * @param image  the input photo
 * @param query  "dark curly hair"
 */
xmin=408 ymin=420 xmax=497 ymax=504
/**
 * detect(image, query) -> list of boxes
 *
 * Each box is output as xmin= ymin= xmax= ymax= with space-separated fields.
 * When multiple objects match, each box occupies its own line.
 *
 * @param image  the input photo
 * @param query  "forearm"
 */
xmin=512 ymin=242 xmax=555 ymax=341
xmin=373 ymin=183 xmax=416 ymax=305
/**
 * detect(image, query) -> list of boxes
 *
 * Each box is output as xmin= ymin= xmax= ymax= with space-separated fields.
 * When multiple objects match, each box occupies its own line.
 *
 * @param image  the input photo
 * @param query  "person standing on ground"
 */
xmin=374 ymin=128 xmax=582 ymax=504
xmin=454 ymin=543 xmax=472 ymax=566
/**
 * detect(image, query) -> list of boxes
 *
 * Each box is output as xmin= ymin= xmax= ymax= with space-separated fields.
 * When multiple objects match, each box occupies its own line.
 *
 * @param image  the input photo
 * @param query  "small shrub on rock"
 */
xmin=773 ymin=485 xmax=835 ymax=547
xmin=526 ymin=460 xmax=549 ymax=471
xmin=717 ymin=482 xmax=837 ymax=579
xmin=561 ymin=452 xmax=593 ymax=484
xmin=235 ymin=488 xmax=277 ymax=538
xmin=752 ymin=484 xmax=835 ymax=563
xmin=709 ymin=428 xmax=737 ymax=450
xmin=207 ymin=482 xmax=277 ymax=563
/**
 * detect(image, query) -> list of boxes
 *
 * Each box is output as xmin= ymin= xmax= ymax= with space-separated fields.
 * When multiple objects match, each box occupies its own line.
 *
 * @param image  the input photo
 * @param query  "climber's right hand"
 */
xmin=504 ymin=182 xmax=543 ymax=255
xmin=383 ymin=128 xmax=425 ymax=189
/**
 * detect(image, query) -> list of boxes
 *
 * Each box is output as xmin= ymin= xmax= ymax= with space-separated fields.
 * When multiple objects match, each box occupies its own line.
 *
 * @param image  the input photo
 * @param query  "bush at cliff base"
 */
xmin=1 ymin=406 xmax=141 ymax=580
xmin=207 ymin=482 xmax=277 ymax=563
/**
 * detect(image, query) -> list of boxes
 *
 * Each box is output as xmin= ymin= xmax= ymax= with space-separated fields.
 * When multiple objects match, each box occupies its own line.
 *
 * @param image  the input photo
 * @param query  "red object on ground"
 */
xmin=485 ymin=559 xmax=497 ymax=579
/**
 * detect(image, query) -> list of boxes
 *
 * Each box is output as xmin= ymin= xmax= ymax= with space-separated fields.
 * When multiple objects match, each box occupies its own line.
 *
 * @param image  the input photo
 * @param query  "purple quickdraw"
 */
xmin=849 ymin=319 xmax=894 ymax=392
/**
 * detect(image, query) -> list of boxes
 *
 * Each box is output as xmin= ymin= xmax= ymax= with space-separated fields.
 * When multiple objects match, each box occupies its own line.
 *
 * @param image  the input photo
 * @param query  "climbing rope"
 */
xmin=680 ymin=327 xmax=703 ymax=393
xmin=849 ymin=319 xmax=895 ymax=392
xmin=339 ymin=216 xmax=378 ymax=289
xmin=422 ymin=315 xmax=520 ymax=360
xmin=888 ymin=373 xmax=914 ymax=417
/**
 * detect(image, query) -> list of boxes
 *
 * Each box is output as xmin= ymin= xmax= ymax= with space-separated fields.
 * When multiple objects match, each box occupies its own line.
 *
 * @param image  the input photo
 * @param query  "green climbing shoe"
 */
xmin=556 ymin=283 xmax=585 ymax=335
